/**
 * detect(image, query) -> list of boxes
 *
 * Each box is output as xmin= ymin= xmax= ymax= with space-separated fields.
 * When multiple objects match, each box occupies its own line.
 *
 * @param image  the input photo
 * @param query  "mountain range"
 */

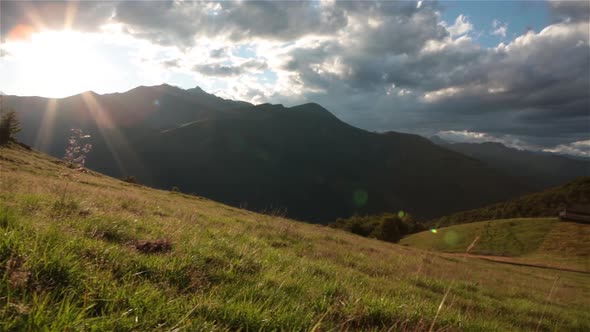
xmin=431 ymin=137 xmax=589 ymax=190
xmin=4 ymin=85 xmax=587 ymax=222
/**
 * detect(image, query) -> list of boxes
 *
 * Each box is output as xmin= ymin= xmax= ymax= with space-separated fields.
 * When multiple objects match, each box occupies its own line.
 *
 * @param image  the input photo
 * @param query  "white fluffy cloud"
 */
xmin=445 ymin=14 xmax=473 ymax=37
xmin=543 ymin=140 xmax=590 ymax=157
xmin=437 ymin=130 xmax=538 ymax=150
xmin=492 ymin=19 xmax=508 ymax=37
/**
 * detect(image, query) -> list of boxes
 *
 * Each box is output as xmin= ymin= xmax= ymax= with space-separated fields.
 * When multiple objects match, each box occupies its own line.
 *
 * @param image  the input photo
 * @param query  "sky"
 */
xmin=0 ymin=0 xmax=589 ymax=157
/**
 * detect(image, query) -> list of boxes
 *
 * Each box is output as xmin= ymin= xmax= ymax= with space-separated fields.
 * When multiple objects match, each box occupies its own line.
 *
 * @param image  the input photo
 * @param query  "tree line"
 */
xmin=430 ymin=177 xmax=590 ymax=227
xmin=329 ymin=212 xmax=427 ymax=243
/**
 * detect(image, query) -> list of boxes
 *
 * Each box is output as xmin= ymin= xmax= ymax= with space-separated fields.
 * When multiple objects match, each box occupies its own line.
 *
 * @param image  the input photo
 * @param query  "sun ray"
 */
xmin=34 ymin=98 xmax=59 ymax=151
xmin=64 ymin=1 xmax=79 ymax=31
xmin=79 ymin=91 xmax=148 ymax=180
xmin=20 ymin=1 xmax=47 ymax=34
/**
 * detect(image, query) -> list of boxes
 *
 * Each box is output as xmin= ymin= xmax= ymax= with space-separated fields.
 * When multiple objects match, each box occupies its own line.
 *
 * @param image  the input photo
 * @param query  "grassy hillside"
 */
xmin=430 ymin=177 xmax=590 ymax=227
xmin=401 ymin=218 xmax=589 ymax=272
xmin=1 ymin=144 xmax=589 ymax=331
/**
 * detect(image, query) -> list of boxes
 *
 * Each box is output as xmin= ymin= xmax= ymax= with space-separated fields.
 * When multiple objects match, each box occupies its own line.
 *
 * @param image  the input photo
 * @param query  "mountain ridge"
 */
xmin=433 ymin=140 xmax=589 ymax=189
xmin=5 ymin=85 xmax=530 ymax=222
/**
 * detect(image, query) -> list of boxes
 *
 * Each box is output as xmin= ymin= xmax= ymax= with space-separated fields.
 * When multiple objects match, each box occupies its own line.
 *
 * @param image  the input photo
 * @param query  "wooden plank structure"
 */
xmin=559 ymin=204 xmax=590 ymax=223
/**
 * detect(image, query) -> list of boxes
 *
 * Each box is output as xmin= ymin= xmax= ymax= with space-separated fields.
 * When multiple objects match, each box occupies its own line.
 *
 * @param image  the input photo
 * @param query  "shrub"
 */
xmin=123 ymin=176 xmax=138 ymax=184
xmin=0 ymin=110 xmax=21 ymax=145
xmin=375 ymin=215 xmax=404 ymax=243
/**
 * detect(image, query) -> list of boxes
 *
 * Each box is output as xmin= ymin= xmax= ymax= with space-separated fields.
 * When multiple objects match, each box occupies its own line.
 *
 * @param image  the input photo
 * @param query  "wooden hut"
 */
xmin=559 ymin=205 xmax=590 ymax=223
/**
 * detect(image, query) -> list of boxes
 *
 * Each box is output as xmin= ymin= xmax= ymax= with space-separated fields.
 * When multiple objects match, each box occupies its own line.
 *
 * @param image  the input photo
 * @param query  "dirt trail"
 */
xmin=448 ymin=253 xmax=589 ymax=274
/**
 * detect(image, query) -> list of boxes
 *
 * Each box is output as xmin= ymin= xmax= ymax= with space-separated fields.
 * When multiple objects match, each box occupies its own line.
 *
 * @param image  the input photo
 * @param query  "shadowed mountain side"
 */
xmin=135 ymin=103 xmax=528 ymax=222
xmin=5 ymin=86 xmax=528 ymax=222
xmin=4 ymin=84 xmax=252 ymax=157
xmin=435 ymin=141 xmax=589 ymax=189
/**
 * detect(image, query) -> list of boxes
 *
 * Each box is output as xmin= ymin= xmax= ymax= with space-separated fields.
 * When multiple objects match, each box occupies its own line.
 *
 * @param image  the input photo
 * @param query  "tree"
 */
xmin=376 ymin=214 xmax=402 ymax=243
xmin=0 ymin=110 xmax=21 ymax=145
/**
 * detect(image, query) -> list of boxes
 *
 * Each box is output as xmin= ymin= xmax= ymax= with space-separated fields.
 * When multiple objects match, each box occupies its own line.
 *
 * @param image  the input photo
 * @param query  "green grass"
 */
xmin=400 ymin=218 xmax=589 ymax=272
xmin=1 ymin=144 xmax=589 ymax=331
xmin=401 ymin=218 xmax=557 ymax=256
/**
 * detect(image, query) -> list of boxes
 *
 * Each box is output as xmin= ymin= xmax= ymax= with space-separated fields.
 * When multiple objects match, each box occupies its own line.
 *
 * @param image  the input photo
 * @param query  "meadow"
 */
xmin=1 ymin=144 xmax=588 ymax=331
xmin=401 ymin=218 xmax=589 ymax=273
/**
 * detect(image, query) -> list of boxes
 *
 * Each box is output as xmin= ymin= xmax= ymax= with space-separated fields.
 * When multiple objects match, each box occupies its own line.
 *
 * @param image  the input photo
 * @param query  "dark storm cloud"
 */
xmin=114 ymin=1 xmax=197 ymax=46
xmin=110 ymin=1 xmax=446 ymax=47
xmin=112 ymin=0 xmax=348 ymax=46
xmin=2 ymin=0 xmax=341 ymax=45
xmin=267 ymin=9 xmax=589 ymax=150
xmin=220 ymin=1 xmax=348 ymax=41
xmin=549 ymin=0 xmax=590 ymax=23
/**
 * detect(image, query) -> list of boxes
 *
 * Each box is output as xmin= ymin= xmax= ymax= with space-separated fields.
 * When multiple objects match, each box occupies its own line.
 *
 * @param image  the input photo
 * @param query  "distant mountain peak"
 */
xmin=189 ymin=86 xmax=205 ymax=93
xmin=429 ymin=135 xmax=448 ymax=145
xmin=289 ymin=102 xmax=339 ymax=120
xmin=152 ymin=83 xmax=183 ymax=92
xmin=257 ymin=103 xmax=285 ymax=109
xmin=79 ymin=90 xmax=99 ymax=96
xmin=299 ymin=102 xmax=326 ymax=110
xmin=156 ymin=83 xmax=178 ymax=89
xmin=186 ymin=86 xmax=218 ymax=98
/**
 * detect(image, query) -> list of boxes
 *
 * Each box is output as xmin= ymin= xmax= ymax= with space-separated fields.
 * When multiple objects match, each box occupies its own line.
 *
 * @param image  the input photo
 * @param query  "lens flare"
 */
xmin=430 ymin=229 xmax=438 ymax=234
xmin=7 ymin=24 xmax=36 ymax=41
xmin=353 ymin=189 xmax=368 ymax=208
xmin=444 ymin=230 xmax=459 ymax=246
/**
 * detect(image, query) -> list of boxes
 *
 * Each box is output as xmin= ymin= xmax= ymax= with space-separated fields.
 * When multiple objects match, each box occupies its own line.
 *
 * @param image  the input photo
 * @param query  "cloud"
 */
xmin=543 ymin=140 xmax=590 ymax=157
xmin=267 ymin=13 xmax=588 ymax=152
xmin=491 ymin=19 xmax=508 ymax=38
xmin=437 ymin=130 xmax=538 ymax=150
xmin=445 ymin=14 xmax=473 ymax=37
xmin=0 ymin=1 xmax=114 ymax=41
xmin=438 ymin=130 xmax=501 ymax=143
xmin=193 ymin=59 xmax=267 ymax=77
xmin=209 ymin=48 xmax=226 ymax=58
xmin=1 ymin=1 xmax=348 ymax=45
xmin=1 ymin=0 xmax=588 ymax=155
xmin=112 ymin=1 xmax=349 ymax=46
xmin=549 ymin=0 xmax=590 ymax=23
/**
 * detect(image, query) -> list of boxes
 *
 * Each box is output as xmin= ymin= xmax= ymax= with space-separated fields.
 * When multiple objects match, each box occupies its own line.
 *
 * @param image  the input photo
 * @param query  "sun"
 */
xmin=4 ymin=30 xmax=112 ymax=98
